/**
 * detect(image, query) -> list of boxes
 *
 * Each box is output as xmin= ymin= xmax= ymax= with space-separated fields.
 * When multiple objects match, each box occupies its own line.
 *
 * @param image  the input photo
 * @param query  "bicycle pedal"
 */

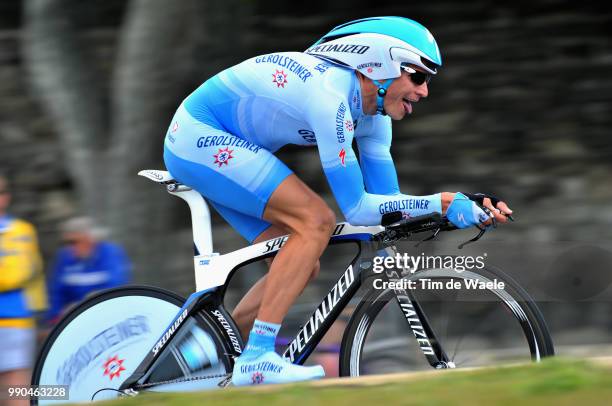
xmin=121 ymin=389 xmax=140 ymax=397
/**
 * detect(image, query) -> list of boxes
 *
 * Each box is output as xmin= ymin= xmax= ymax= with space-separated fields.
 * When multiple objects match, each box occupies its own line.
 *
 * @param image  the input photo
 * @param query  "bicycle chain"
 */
xmin=131 ymin=372 xmax=232 ymax=391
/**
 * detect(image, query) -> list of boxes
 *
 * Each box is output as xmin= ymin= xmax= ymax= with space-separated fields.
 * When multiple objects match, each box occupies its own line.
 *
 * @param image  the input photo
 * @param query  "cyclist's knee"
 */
xmin=302 ymin=203 xmax=335 ymax=238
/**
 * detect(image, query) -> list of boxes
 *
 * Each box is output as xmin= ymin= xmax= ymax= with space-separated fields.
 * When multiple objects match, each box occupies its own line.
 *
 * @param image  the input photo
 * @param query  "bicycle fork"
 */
xmin=383 ymin=248 xmax=456 ymax=369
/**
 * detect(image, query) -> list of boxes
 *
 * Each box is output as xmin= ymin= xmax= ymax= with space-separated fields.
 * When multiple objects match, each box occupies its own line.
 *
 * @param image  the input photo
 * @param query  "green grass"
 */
xmin=95 ymin=359 xmax=612 ymax=406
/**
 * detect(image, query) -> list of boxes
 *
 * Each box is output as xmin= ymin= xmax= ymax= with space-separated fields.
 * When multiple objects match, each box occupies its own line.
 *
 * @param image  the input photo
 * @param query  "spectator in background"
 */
xmin=0 ymin=172 xmax=46 ymax=404
xmin=47 ymin=216 xmax=131 ymax=325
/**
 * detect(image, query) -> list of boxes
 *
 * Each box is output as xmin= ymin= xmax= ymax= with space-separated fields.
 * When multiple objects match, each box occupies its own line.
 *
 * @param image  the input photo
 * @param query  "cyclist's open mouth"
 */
xmin=402 ymin=98 xmax=413 ymax=114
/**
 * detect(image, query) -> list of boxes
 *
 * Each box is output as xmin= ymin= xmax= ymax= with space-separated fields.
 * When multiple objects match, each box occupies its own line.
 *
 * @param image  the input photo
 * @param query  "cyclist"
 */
xmin=163 ymin=16 xmax=513 ymax=386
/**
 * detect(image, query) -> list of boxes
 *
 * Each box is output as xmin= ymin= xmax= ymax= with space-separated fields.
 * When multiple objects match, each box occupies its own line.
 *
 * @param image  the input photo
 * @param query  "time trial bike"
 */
xmin=31 ymin=169 xmax=554 ymax=404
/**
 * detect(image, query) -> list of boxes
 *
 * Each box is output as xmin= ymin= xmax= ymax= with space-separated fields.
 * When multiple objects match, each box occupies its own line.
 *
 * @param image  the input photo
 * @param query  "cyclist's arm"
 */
xmin=305 ymin=97 xmax=441 ymax=226
xmin=354 ymin=115 xmax=399 ymax=195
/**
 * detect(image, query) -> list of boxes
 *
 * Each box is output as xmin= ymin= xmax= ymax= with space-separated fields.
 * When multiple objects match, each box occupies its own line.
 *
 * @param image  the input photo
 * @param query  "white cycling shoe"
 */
xmin=231 ymin=350 xmax=325 ymax=386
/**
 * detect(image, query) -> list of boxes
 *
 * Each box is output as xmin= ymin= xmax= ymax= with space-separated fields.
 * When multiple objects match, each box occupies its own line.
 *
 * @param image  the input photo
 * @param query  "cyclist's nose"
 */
xmin=416 ymin=82 xmax=429 ymax=98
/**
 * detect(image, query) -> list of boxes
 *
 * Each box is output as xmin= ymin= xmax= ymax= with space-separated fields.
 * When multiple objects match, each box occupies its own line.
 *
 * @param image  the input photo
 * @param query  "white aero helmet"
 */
xmin=305 ymin=16 xmax=442 ymax=113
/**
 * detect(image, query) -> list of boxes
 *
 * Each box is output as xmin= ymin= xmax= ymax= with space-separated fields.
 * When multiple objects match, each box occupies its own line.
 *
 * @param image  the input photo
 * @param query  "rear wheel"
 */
xmin=340 ymin=266 xmax=554 ymax=376
xmin=31 ymin=286 xmax=231 ymax=404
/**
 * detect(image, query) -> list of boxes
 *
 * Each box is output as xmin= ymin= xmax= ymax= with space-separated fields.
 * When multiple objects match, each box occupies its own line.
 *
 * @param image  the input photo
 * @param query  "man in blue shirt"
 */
xmin=47 ymin=217 xmax=131 ymax=324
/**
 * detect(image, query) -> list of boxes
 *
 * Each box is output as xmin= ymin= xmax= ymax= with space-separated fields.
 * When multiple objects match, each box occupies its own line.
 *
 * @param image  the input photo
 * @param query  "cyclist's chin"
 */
xmin=386 ymin=105 xmax=407 ymax=120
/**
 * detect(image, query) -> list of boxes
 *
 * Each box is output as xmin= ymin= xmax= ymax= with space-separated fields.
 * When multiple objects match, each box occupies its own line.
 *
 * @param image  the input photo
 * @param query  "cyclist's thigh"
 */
xmin=163 ymin=104 xmax=292 ymax=231
xmin=262 ymin=173 xmax=334 ymax=230
xmin=210 ymin=202 xmax=273 ymax=244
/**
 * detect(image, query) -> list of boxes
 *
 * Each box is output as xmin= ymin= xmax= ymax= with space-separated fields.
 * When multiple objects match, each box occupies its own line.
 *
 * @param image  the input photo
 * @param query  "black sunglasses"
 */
xmin=409 ymin=71 xmax=431 ymax=86
xmin=400 ymin=65 xmax=431 ymax=86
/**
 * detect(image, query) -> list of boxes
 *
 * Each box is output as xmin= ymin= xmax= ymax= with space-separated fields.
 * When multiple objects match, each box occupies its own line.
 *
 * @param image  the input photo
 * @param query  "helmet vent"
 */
xmin=420 ymin=57 xmax=439 ymax=72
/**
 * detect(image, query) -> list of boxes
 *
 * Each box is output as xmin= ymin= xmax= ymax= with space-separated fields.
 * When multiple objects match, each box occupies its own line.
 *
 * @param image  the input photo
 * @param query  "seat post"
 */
xmin=168 ymin=187 xmax=214 ymax=255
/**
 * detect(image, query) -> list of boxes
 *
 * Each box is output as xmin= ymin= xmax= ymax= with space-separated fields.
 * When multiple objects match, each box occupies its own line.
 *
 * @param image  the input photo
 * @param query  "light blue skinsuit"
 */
xmin=163 ymin=51 xmax=441 ymax=242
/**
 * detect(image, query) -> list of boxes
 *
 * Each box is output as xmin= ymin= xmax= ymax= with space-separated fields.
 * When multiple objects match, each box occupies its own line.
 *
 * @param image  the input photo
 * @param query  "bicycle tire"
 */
xmin=31 ymin=285 xmax=186 ymax=404
xmin=339 ymin=265 xmax=554 ymax=376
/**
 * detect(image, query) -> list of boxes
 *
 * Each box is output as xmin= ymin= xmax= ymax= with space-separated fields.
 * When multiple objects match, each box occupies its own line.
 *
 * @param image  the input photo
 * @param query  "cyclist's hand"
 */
xmin=445 ymin=192 xmax=491 ymax=229
xmin=463 ymin=192 xmax=513 ymax=225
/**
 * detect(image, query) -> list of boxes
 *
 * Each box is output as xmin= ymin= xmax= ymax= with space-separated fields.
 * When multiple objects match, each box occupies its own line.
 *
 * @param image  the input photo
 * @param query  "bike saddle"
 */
xmin=138 ymin=169 xmax=178 ymax=184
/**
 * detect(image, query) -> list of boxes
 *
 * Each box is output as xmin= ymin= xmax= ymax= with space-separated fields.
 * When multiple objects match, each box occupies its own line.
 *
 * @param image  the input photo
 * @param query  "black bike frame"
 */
xmin=120 ymin=232 xmax=448 ymax=390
